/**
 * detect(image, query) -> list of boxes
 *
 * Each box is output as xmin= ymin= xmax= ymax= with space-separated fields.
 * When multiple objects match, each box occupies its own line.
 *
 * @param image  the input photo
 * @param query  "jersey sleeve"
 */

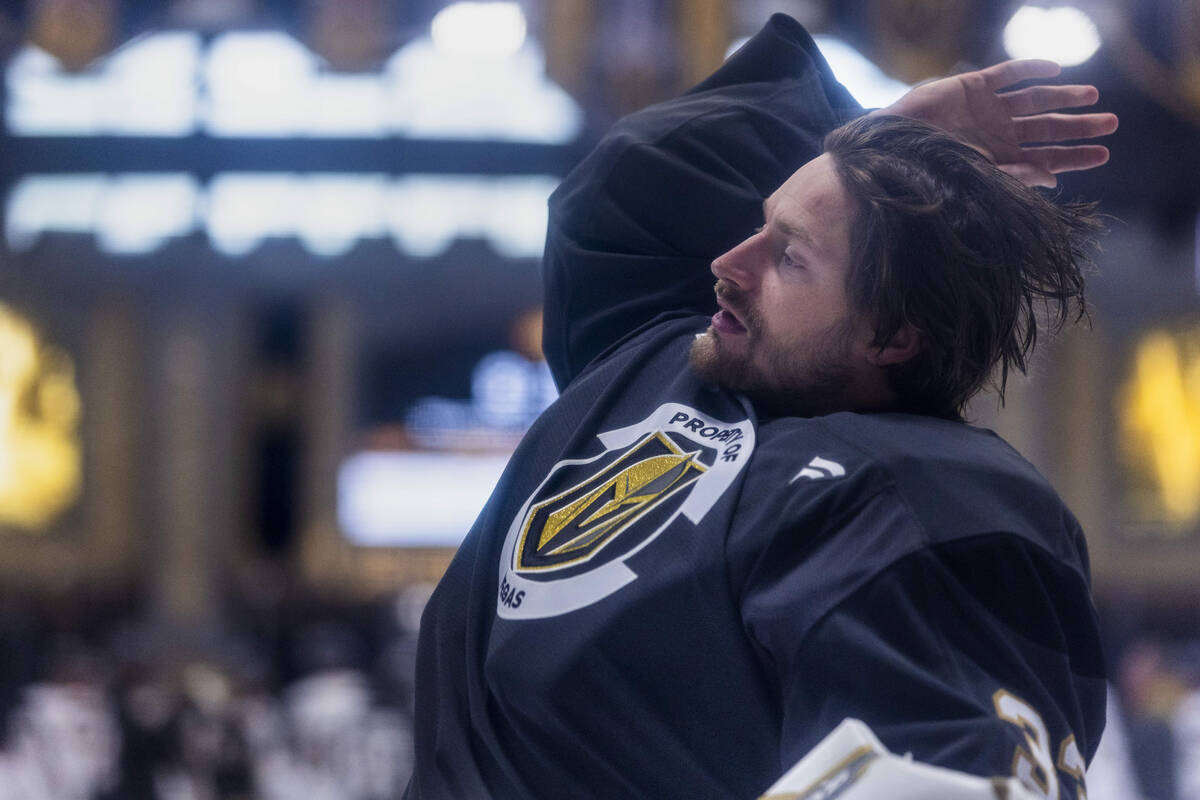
xmin=738 ymin=509 xmax=1107 ymax=797
xmin=541 ymin=14 xmax=862 ymax=389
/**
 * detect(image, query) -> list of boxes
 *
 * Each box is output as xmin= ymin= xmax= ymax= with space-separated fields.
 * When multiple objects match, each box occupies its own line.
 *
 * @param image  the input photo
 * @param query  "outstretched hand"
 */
xmin=872 ymin=60 xmax=1118 ymax=188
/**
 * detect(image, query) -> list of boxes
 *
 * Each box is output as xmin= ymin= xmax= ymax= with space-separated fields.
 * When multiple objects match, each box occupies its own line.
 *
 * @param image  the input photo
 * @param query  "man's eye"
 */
xmin=782 ymin=251 xmax=802 ymax=268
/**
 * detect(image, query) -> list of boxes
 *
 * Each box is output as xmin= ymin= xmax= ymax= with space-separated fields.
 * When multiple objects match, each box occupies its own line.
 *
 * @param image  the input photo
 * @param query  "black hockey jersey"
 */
xmin=405 ymin=15 xmax=1106 ymax=800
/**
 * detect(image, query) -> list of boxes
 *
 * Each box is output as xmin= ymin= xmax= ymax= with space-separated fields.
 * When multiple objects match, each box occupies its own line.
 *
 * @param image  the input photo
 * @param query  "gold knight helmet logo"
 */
xmin=498 ymin=403 xmax=754 ymax=618
xmin=514 ymin=432 xmax=707 ymax=573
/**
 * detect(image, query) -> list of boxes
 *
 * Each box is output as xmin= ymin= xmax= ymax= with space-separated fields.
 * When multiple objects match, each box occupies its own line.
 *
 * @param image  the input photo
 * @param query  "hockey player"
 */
xmin=404 ymin=14 xmax=1118 ymax=800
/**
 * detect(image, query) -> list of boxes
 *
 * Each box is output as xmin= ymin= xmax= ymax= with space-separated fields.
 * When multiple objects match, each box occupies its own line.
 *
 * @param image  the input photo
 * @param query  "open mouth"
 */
xmin=710 ymin=299 xmax=748 ymax=338
xmin=712 ymin=304 xmax=747 ymax=335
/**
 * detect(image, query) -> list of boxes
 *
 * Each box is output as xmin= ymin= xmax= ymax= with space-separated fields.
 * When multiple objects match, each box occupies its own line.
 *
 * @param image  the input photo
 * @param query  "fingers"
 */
xmin=1002 ymin=84 xmax=1100 ymax=116
xmin=979 ymin=59 xmax=1061 ymax=91
xmin=999 ymin=145 xmax=1111 ymax=187
xmin=1012 ymin=111 xmax=1120 ymax=143
xmin=1013 ymin=144 xmax=1112 ymax=174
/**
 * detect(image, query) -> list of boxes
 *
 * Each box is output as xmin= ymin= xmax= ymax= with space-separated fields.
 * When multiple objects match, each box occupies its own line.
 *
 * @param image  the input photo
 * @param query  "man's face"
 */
xmin=689 ymin=154 xmax=878 ymax=416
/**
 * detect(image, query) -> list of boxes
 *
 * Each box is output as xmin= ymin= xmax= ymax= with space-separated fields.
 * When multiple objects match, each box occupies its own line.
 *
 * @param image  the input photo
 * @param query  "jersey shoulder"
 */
xmin=825 ymin=412 xmax=1083 ymax=557
xmin=729 ymin=411 xmax=1099 ymax=690
xmin=742 ymin=411 xmax=1088 ymax=574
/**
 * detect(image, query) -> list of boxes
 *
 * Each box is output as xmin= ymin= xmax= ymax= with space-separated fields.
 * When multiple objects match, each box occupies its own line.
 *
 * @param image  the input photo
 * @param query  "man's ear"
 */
xmin=868 ymin=324 xmax=921 ymax=367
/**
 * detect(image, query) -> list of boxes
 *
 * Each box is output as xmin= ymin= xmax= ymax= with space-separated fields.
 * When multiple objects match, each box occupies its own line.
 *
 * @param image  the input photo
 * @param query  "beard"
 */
xmin=689 ymin=283 xmax=859 ymax=418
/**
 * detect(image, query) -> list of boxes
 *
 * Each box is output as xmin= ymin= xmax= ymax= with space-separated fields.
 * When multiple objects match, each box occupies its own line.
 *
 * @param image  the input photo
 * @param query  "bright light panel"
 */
xmin=338 ymin=451 xmax=511 ymax=546
xmin=8 ymin=173 xmax=555 ymax=258
xmin=306 ymin=74 xmax=387 ymax=137
xmin=6 ymin=175 xmax=105 ymax=250
xmin=203 ymin=31 xmax=315 ymax=136
xmin=206 ymin=173 xmax=300 ymax=255
xmin=725 ymin=36 xmax=750 ymax=60
xmin=469 ymin=351 xmax=557 ymax=427
xmin=95 ymin=174 xmax=199 ymax=254
xmin=482 ymin=177 xmax=557 ymax=258
xmin=6 ymin=27 xmax=581 ymax=143
xmin=812 ymin=35 xmax=911 ymax=109
xmin=388 ymin=176 xmax=555 ymax=258
xmin=1120 ymin=328 xmax=1200 ymax=530
xmin=728 ymin=35 xmax=911 ymax=109
xmin=431 ymin=2 xmax=527 ymax=59
xmin=384 ymin=38 xmax=581 ymax=142
xmin=1003 ymin=5 xmax=1101 ymax=67
xmin=403 ymin=348 xmax=557 ymax=451
xmin=0 ymin=302 xmax=82 ymax=530
xmin=386 ymin=176 xmax=469 ymax=257
xmin=6 ymin=34 xmax=200 ymax=136
xmin=297 ymin=175 xmax=387 ymax=257
xmin=6 ymin=46 xmax=106 ymax=135
xmin=106 ymin=32 xmax=201 ymax=135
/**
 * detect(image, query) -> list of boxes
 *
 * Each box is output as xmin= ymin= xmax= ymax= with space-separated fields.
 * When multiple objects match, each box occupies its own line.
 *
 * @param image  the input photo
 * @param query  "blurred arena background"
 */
xmin=0 ymin=0 xmax=1197 ymax=797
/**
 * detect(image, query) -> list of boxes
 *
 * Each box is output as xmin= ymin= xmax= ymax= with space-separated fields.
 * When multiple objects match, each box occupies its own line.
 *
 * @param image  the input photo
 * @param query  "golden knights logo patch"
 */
xmin=497 ymin=403 xmax=755 ymax=619
xmin=515 ymin=432 xmax=707 ymax=572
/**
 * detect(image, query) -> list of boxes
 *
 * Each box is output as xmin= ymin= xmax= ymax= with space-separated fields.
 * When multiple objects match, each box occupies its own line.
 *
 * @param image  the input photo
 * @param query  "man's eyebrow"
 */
xmin=762 ymin=199 xmax=816 ymax=249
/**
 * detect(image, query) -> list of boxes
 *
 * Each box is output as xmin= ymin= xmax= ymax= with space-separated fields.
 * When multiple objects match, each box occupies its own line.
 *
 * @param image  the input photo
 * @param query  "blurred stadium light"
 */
xmin=726 ymin=34 xmax=911 ymax=108
xmin=384 ymin=24 xmax=580 ymax=142
xmin=430 ymin=1 xmax=527 ymax=59
xmin=305 ymin=73 xmax=389 ymax=138
xmin=205 ymin=173 xmax=313 ymax=257
xmin=1002 ymin=5 xmax=1102 ymax=67
xmin=339 ymin=348 xmax=556 ymax=547
xmin=0 ymin=303 xmax=82 ymax=531
xmin=6 ymin=172 xmax=556 ymax=258
xmin=6 ymin=11 xmax=581 ymax=143
xmin=95 ymin=174 xmax=200 ymax=254
xmin=204 ymin=31 xmax=318 ymax=137
xmin=297 ymin=175 xmax=390 ymax=258
xmin=338 ymin=451 xmax=511 ymax=547
xmin=3 ymin=0 xmax=578 ymax=259
xmin=207 ymin=172 xmax=408 ymax=259
xmin=6 ymin=175 xmax=104 ymax=249
xmin=7 ymin=32 xmax=202 ymax=136
xmin=404 ymin=352 xmax=557 ymax=442
xmin=1119 ymin=326 xmax=1200 ymax=533
xmin=811 ymin=35 xmax=911 ymax=108
xmin=386 ymin=176 xmax=556 ymax=259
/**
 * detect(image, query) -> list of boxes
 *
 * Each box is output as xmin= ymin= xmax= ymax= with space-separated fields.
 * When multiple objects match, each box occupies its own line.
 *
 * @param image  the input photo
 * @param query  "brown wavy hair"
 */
xmin=824 ymin=114 xmax=1103 ymax=420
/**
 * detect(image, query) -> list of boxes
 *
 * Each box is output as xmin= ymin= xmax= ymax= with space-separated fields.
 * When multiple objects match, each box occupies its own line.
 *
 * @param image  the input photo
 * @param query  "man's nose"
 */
xmin=711 ymin=231 xmax=764 ymax=290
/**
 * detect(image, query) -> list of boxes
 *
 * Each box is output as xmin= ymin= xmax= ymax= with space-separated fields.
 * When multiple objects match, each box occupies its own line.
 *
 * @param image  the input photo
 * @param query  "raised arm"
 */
xmin=541 ymin=15 xmax=860 ymax=389
xmin=542 ymin=22 xmax=1119 ymax=389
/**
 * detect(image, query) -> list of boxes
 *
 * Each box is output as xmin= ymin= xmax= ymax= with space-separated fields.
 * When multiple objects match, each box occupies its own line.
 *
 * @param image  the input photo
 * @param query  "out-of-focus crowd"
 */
xmin=1106 ymin=635 xmax=1200 ymax=800
xmin=1 ymin=582 xmax=1198 ymax=800
xmin=0 ymin=582 xmax=434 ymax=800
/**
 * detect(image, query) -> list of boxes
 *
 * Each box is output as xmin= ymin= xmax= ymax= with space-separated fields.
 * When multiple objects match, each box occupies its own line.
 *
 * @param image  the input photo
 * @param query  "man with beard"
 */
xmin=405 ymin=14 xmax=1117 ymax=800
